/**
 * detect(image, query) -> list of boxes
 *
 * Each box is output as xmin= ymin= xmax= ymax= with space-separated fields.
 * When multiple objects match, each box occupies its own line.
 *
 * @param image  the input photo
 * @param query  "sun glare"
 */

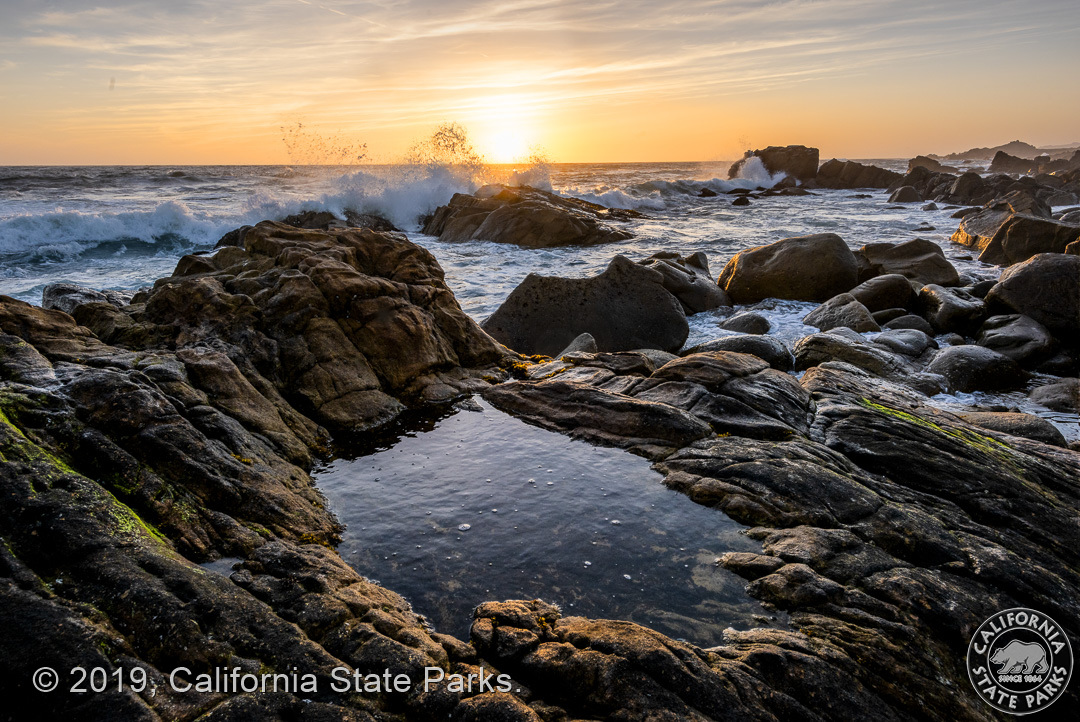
xmin=486 ymin=129 xmax=531 ymax=163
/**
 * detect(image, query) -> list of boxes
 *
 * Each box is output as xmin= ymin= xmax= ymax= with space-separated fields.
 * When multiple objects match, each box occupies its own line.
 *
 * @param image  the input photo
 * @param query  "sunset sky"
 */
xmin=1 ymin=0 xmax=1078 ymax=164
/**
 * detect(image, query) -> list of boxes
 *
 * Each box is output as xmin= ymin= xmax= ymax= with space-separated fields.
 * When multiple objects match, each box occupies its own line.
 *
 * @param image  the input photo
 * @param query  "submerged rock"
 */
xmin=481 ymin=255 xmax=689 ymax=356
xmin=718 ymin=311 xmax=771 ymax=334
xmin=718 ymin=233 xmax=858 ymax=303
xmin=422 ymin=184 xmax=636 ymax=247
xmin=887 ymin=185 xmax=921 ymax=203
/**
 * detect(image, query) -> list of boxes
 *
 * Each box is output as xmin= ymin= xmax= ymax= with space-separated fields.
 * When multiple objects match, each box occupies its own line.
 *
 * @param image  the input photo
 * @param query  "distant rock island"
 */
xmin=934 ymin=139 xmax=1080 ymax=161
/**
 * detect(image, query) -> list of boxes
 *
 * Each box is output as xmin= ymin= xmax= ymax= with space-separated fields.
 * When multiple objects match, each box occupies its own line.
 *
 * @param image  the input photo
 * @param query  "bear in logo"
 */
xmin=991 ymin=640 xmax=1049 ymax=675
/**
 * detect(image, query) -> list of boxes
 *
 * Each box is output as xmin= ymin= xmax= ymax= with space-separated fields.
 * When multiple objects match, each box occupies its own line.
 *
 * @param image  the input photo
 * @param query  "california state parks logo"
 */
xmin=968 ymin=607 xmax=1073 ymax=715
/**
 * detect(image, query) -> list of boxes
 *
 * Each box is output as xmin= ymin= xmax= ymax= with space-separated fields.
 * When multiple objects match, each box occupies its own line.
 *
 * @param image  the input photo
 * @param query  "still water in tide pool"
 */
xmin=315 ymin=398 xmax=783 ymax=646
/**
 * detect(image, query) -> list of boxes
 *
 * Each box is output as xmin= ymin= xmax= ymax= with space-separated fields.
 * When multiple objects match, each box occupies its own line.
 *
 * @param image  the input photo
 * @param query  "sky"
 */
xmin=0 ymin=0 xmax=1078 ymax=164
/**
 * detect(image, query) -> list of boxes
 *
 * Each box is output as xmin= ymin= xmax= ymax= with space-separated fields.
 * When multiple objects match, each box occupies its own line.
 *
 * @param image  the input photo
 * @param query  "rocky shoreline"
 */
xmin=2 ymin=157 xmax=1079 ymax=720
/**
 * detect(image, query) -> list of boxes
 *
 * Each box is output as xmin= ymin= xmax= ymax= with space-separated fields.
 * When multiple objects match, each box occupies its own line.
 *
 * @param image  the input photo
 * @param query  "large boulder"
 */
xmin=975 ymin=314 xmax=1054 ymax=365
xmin=814 ymin=159 xmax=902 ymax=189
xmin=728 ymin=145 xmax=820 ymax=181
xmin=422 ymin=185 xmax=636 ymax=247
xmin=803 ymin=294 xmax=880 ymax=333
xmin=639 ymin=251 xmax=731 ymax=314
xmin=858 ymin=239 xmax=960 ymax=287
xmin=718 ymin=233 xmax=858 ymax=303
xmin=985 ymin=253 xmax=1080 ymax=336
xmin=952 ymin=208 xmax=1080 ymax=265
xmin=481 ymin=255 xmax=689 ymax=356
xmin=918 ymin=285 xmax=987 ymax=334
xmin=849 ymin=274 xmax=917 ymax=312
xmin=887 ymin=186 xmax=921 ymax=203
xmin=988 ymin=150 xmax=1035 ymax=174
xmin=926 ymin=345 xmax=1030 ymax=393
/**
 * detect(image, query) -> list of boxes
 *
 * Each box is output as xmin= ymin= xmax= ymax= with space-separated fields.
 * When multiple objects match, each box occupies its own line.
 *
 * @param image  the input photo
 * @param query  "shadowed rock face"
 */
xmin=718 ymin=233 xmax=858 ymax=303
xmin=422 ymin=184 xmax=638 ymax=247
xmin=480 ymin=255 xmax=690 ymax=356
xmin=728 ymin=145 xmax=820 ymax=181
xmin=3 ymin=222 xmax=1080 ymax=720
xmin=814 ymin=159 xmax=902 ymax=189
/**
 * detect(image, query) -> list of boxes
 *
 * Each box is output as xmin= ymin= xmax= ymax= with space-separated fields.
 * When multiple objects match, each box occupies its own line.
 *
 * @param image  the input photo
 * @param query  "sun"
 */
xmin=485 ymin=129 xmax=531 ymax=164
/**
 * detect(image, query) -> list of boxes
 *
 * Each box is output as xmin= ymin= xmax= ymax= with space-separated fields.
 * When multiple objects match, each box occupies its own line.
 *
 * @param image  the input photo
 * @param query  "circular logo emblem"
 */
xmin=968 ymin=607 xmax=1073 ymax=715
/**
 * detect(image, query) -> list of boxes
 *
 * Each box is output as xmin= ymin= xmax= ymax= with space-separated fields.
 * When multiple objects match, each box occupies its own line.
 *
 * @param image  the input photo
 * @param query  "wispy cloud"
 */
xmin=0 ymin=0 xmax=1078 ymax=162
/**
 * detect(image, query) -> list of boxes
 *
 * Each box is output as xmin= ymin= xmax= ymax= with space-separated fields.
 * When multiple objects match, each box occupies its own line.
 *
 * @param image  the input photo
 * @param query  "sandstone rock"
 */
xmin=803 ymin=294 xmax=880 ymax=332
xmin=857 ymin=239 xmax=959 ymax=286
xmin=639 ymin=251 xmax=731 ymax=314
xmin=926 ymin=345 xmax=1029 ymax=393
xmin=718 ymin=233 xmax=858 ymax=303
xmin=814 ymin=159 xmax=902 ymax=189
xmin=887 ymin=186 xmax=921 ymax=203
xmin=481 ymin=255 xmax=689 ymax=356
xmin=849 ymin=274 xmax=916 ymax=312
xmin=683 ymin=335 xmax=795 ymax=371
xmin=918 ymin=284 xmax=987 ymax=333
xmin=728 ymin=145 xmax=819 ymax=181
xmin=976 ymin=315 xmax=1054 ymax=365
xmin=956 ymin=412 xmax=1067 ymax=447
xmin=423 ymin=185 xmax=636 ymax=248
xmin=719 ymin=311 xmax=771 ymax=334
xmin=985 ymin=253 xmax=1080 ymax=336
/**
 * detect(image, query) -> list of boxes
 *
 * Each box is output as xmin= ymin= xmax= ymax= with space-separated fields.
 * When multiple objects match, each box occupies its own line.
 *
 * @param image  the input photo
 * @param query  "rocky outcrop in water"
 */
xmin=718 ymin=233 xmax=858 ymax=303
xmin=813 ymin=159 xmax=902 ymax=189
xmin=480 ymin=255 xmax=690 ymax=356
xmin=728 ymin=145 xmax=820 ymax=182
xmin=421 ymin=184 xmax=637 ymax=247
xmin=951 ymin=204 xmax=1080 ymax=265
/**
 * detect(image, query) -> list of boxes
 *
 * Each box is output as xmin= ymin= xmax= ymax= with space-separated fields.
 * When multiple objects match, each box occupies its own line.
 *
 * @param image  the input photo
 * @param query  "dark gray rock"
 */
xmin=683 ymin=334 xmax=795 ymax=371
xmin=42 ymin=283 xmax=132 ymax=315
xmin=793 ymin=331 xmax=946 ymax=395
xmin=976 ymin=315 xmax=1054 ymax=365
xmin=925 ymin=345 xmax=1030 ymax=393
xmin=858 ymin=239 xmax=959 ymax=287
xmin=887 ymin=186 xmax=921 ymax=203
xmin=871 ymin=329 xmax=938 ymax=358
xmin=639 ymin=251 xmax=731 ymax=315
xmin=555 ymin=332 xmax=598 ymax=357
xmin=1029 ymin=378 xmax=1080 ymax=413
xmin=956 ymin=412 xmax=1067 ymax=448
xmin=872 ymin=307 xmax=910 ymax=324
xmin=732 ymin=195 xmax=751 ymax=206
xmin=803 ymin=294 xmax=881 ymax=332
xmin=481 ymin=255 xmax=689 ymax=356
xmin=814 ymin=159 xmax=902 ymax=188
xmin=718 ymin=233 xmax=858 ymax=303
xmin=850 ymin=274 xmax=916 ymax=312
xmin=882 ymin=314 xmax=935 ymax=335
xmin=918 ymin=284 xmax=987 ymax=334
xmin=719 ymin=311 xmax=771 ymax=334
xmin=728 ymin=145 xmax=819 ymax=181
xmin=985 ymin=253 xmax=1080 ymax=336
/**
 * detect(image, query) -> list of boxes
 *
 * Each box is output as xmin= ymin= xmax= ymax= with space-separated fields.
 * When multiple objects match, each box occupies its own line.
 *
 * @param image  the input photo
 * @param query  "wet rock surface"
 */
xmin=480 ymin=255 xmax=690 ymax=356
xmin=3 ymin=219 xmax=1080 ymax=720
xmin=422 ymin=184 xmax=637 ymax=248
xmin=718 ymin=233 xmax=859 ymax=303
